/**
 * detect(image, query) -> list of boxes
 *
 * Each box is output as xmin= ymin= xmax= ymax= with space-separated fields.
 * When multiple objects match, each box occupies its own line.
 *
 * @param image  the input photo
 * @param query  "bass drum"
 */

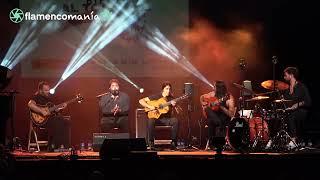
xmin=227 ymin=117 xmax=250 ymax=152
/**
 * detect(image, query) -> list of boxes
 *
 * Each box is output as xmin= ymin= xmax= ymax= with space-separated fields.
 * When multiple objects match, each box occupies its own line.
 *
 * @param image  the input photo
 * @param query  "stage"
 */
xmin=11 ymin=149 xmax=319 ymax=160
xmin=2 ymin=148 xmax=319 ymax=180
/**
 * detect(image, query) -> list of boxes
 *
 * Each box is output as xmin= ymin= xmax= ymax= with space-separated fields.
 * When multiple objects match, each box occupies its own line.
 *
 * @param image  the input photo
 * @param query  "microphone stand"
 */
xmin=181 ymin=98 xmax=199 ymax=151
xmin=96 ymin=92 xmax=109 ymax=133
xmin=272 ymin=56 xmax=278 ymax=92
xmin=0 ymin=90 xmax=19 ymax=151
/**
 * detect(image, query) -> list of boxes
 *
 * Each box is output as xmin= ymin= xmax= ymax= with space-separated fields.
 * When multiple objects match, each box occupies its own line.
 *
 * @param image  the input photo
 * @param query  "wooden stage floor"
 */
xmin=10 ymin=148 xmax=320 ymax=160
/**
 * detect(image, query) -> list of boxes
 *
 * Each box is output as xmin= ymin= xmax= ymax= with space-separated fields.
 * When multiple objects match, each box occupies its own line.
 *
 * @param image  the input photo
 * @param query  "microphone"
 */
xmin=272 ymin=56 xmax=278 ymax=64
xmin=96 ymin=92 xmax=109 ymax=98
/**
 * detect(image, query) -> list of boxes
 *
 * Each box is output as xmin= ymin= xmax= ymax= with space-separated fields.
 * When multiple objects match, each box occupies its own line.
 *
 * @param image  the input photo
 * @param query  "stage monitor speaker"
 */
xmin=135 ymin=108 xmax=148 ymax=140
xmin=93 ymin=133 xmax=129 ymax=152
xmin=99 ymin=138 xmax=155 ymax=160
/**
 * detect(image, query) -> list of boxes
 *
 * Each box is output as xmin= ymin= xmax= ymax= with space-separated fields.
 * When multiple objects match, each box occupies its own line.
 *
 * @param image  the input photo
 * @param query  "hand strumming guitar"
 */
xmin=41 ymin=108 xmax=50 ymax=116
xmin=55 ymin=103 xmax=68 ymax=112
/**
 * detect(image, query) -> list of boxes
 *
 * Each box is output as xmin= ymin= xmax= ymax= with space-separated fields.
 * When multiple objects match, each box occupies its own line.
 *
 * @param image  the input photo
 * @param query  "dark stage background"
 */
xmin=1 ymin=0 xmax=320 ymax=148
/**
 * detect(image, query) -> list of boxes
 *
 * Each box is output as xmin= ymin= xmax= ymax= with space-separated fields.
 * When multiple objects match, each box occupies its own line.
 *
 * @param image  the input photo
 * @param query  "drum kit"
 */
xmin=227 ymin=80 xmax=296 ymax=152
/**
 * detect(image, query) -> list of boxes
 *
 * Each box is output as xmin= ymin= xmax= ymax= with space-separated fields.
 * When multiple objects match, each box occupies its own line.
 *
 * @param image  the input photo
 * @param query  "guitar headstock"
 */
xmin=76 ymin=94 xmax=84 ymax=103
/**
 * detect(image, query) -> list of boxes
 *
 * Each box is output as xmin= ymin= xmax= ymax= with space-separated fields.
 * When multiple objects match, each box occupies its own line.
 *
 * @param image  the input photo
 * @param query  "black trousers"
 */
xmin=147 ymin=117 xmax=178 ymax=144
xmin=205 ymin=108 xmax=229 ymax=146
xmin=100 ymin=116 xmax=128 ymax=133
xmin=46 ymin=115 xmax=71 ymax=149
xmin=287 ymin=109 xmax=308 ymax=141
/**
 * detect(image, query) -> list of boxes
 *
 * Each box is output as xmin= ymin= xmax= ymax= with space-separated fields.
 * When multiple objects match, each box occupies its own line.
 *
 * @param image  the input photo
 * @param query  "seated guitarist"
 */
xmin=28 ymin=81 xmax=70 ymax=151
xmin=139 ymin=81 xmax=178 ymax=150
xmin=200 ymin=81 xmax=236 ymax=149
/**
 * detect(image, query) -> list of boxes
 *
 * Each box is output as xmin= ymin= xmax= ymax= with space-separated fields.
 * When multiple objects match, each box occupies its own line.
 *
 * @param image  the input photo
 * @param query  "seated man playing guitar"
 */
xmin=200 ymin=81 xmax=236 ymax=149
xmin=139 ymin=81 xmax=179 ymax=150
xmin=28 ymin=81 xmax=71 ymax=151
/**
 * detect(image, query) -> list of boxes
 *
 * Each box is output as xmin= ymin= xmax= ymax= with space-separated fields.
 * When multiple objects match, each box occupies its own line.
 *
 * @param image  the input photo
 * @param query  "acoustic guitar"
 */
xmin=144 ymin=93 xmax=190 ymax=119
xmin=30 ymin=94 xmax=84 ymax=126
xmin=202 ymin=94 xmax=229 ymax=118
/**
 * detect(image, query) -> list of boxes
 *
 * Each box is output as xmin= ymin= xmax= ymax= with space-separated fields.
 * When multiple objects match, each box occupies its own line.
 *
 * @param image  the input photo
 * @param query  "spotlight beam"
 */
xmin=1 ymin=1 xmax=63 ymax=69
xmin=55 ymin=0 xmax=149 ymax=91
xmin=64 ymin=39 xmax=141 ymax=90
xmin=140 ymin=25 xmax=214 ymax=88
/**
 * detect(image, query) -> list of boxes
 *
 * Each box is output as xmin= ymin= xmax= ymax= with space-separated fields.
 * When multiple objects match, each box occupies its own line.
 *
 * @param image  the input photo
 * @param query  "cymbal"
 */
xmin=233 ymin=83 xmax=255 ymax=95
xmin=245 ymin=96 xmax=270 ymax=102
xmin=261 ymin=80 xmax=289 ymax=90
xmin=273 ymin=99 xmax=293 ymax=103
xmin=255 ymin=91 xmax=276 ymax=96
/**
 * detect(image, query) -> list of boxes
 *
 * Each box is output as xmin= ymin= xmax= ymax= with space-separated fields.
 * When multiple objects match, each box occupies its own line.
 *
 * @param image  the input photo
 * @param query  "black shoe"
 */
xmin=170 ymin=142 xmax=177 ymax=150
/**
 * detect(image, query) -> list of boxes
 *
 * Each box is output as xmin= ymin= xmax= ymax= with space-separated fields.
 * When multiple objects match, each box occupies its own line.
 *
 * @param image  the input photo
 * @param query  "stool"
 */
xmin=205 ymin=126 xmax=230 ymax=151
xmin=154 ymin=125 xmax=172 ymax=145
xmin=27 ymin=121 xmax=48 ymax=152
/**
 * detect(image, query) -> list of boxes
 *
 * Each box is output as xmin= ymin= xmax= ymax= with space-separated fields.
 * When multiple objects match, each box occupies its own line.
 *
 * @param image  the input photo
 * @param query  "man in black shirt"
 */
xmin=282 ymin=67 xmax=312 ymax=146
xmin=139 ymin=81 xmax=178 ymax=149
xmin=28 ymin=81 xmax=70 ymax=151
xmin=98 ymin=79 xmax=130 ymax=133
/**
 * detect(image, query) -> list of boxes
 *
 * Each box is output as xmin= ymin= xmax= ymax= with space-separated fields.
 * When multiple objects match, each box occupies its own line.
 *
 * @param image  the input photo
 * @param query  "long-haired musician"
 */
xmin=139 ymin=81 xmax=178 ymax=150
xmin=200 ymin=81 xmax=236 ymax=149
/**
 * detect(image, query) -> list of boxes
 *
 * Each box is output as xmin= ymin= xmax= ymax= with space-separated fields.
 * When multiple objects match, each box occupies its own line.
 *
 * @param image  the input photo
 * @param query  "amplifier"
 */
xmin=92 ymin=133 xmax=130 ymax=152
xmin=135 ymin=108 xmax=148 ymax=139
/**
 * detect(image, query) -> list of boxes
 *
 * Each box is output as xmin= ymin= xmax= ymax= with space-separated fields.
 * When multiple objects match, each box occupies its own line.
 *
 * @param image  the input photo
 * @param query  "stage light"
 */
xmin=49 ymin=88 xmax=55 ymax=95
xmin=1 ymin=1 xmax=63 ymax=70
xmin=139 ymin=88 xmax=144 ymax=94
xmin=0 ymin=65 xmax=13 ymax=91
xmin=53 ymin=0 xmax=149 ymax=91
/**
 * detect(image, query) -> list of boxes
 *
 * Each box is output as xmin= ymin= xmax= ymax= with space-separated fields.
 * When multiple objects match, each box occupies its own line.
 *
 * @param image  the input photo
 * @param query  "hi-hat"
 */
xmin=245 ymin=96 xmax=270 ymax=102
xmin=261 ymin=80 xmax=289 ymax=91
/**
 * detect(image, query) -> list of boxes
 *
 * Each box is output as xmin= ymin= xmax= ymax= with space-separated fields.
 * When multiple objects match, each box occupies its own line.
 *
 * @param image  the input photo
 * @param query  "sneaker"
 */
xmin=265 ymin=140 xmax=272 ymax=149
xmin=287 ymin=141 xmax=297 ymax=150
xmin=223 ymin=144 xmax=233 ymax=151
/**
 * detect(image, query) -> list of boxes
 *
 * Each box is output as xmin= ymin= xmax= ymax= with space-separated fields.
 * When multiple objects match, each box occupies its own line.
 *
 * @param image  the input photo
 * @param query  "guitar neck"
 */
xmin=162 ymin=95 xmax=188 ymax=107
xmin=49 ymin=98 xmax=77 ymax=112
